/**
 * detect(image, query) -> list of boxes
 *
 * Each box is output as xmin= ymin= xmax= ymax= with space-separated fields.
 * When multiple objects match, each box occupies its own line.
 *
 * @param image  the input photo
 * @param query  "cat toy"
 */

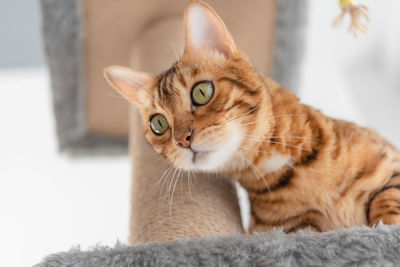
xmin=333 ymin=0 xmax=370 ymax=37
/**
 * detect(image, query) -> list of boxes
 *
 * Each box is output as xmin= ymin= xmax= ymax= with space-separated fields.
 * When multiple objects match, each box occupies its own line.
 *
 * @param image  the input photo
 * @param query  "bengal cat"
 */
xmin=104 ymin=0 xmax=400 ymax=233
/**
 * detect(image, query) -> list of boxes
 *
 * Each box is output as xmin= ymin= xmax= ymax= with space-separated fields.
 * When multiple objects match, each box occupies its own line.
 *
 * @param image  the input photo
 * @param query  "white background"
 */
xmin=1 ymin=0 xmax=400 ymax=266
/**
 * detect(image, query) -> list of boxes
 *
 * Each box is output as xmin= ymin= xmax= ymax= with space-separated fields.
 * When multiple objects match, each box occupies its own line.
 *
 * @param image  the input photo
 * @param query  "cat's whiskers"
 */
xmin=194 ymin=171 xmax=200 ymax=184
xmin=268 ymin=140 xmax=311 ymax=152
xmin=239 ymin=120 xmax=261 ymax=126
xmin=189 ymin=170 xmax=199 ymax=184
xmin=238 ymin=152 xmax=270 ymax=191
xmin=167 ymin=167 xmax=179 ymax=196
xmin=169 ymin=168 xmax=182 ymax=216
xmin=239 ymin=145 xmax=271 ymax=155
xmin=158 ymin=151 xmax=178 ymax=186
xmin=244 ymin=134 xmax=320 ymax=141
xmin=157 ymin=165 xmax=177 ymax=201
xmin=217 ymin=92 xmax=272 ymax=128
xmin=145 ymin=158 xmax=176 ymax=201
xmin=272 ymin=113 xmax=307 ymax=119
xmin=156 ymin=156 xmax=179 ymax=201
xmin=237 ymin=113 xmax=309 ymax=128
xmin=241 ymin=137 xmax=312 ymax=152
xmin=180 ymin=169 xmax=184 ymax=198
xmin=187 ymin=170 xmax=193 ymax=199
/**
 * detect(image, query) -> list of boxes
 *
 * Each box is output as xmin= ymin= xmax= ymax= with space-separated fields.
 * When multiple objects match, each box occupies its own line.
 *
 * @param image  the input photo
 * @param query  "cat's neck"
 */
xmin=266 ymin=81 xmax=325 ymax=161
xmin=227 ymin=78 xmax=329 ymax=181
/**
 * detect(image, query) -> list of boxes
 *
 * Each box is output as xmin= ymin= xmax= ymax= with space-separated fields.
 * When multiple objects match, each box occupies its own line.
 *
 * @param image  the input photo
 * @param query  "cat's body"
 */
xmin=227 ymin=76 xmax=400 ymax=232
xmin=105 ymin=0 xmax=400 ymax=233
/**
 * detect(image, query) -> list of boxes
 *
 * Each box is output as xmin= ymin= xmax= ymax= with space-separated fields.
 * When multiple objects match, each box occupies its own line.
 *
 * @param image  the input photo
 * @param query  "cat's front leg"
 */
xmin=249 ymin=221 xmax=321 ymax=234
xmin=249 ymin=213 xmax=322 ymax=234
xmin=368 ymin=172 xmax=400 ymax=225
xmin=285 ymin=222 xmax=321 ymax=233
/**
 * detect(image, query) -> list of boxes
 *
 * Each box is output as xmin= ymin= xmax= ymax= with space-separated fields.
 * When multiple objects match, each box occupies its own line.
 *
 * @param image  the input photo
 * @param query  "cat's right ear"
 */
xmin=183 ymin=0 xmax=237 ymax=58
xmin=104 ymin=65 xmax=154 ymax=107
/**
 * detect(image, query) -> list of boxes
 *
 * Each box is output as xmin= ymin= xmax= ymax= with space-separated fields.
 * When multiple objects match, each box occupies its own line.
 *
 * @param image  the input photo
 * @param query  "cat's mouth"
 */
xmin=178 ymin=125 xmax=243 ymax=171
xmin=191 ymin=149 xmax=214 ymax=164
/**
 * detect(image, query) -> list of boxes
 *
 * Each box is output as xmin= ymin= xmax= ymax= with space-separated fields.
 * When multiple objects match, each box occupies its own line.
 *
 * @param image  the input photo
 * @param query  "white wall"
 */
xmin=300 ymin=0 xmax=400 ymax=147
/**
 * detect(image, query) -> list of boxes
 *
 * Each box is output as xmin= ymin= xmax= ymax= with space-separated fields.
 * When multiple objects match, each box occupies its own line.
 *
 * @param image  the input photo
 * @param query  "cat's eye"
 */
xmin=191 ymin=81 xmax=214 ymax=106
xmin=150 ymin=113 xmax=169 ymax=135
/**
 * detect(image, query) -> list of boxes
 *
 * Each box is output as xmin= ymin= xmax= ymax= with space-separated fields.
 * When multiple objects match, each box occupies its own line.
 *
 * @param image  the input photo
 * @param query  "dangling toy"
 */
xmin=333 ymin=0 xmax=370 ymax=37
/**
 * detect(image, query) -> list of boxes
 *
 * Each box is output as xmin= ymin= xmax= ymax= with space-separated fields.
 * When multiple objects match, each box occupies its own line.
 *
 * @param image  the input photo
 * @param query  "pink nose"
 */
xmin=175 ymin=130 xmax=193 ymax=148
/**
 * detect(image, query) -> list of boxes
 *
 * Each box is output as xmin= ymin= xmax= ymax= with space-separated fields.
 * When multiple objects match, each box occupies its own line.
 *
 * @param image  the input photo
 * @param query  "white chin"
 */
xmin=192 ymin=150 xmax=230 ymax=171
xmin=179 ymin=130 xmax=242 ymax=171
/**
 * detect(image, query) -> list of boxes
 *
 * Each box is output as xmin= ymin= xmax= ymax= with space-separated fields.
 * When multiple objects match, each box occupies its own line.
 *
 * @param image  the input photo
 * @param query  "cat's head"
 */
xmin=104 ymin=0 xmax=271 ymax=171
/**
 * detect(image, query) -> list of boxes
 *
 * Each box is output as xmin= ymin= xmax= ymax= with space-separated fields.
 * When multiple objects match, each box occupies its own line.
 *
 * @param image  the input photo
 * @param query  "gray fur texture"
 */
xmin=40 ymin=0 xmax=128 ymax=155
xmin=271 ymin=0 xmax=308 ymax=92
xmin=36 ymin=224 xmax=400 ymax=267
xmin=40 ymin=0 xmax=307 ymax=155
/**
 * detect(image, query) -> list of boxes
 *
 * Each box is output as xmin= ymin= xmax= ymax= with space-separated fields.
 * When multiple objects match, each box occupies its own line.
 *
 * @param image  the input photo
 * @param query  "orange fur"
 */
xmin=104 ymin=0 xmax=400 ymax=233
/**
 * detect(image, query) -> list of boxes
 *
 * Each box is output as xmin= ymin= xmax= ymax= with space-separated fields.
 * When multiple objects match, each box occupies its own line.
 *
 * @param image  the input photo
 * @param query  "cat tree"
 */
xmin=41 ymin=0 xmax=305 ymax=243
xmin=38 ymin=0 xmax=400 ymax=266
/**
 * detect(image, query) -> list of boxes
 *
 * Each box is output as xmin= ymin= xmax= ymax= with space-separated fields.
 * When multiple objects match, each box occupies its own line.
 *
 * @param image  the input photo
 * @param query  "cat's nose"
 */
xmin=175 ymin=129 xmax=193 ymax=149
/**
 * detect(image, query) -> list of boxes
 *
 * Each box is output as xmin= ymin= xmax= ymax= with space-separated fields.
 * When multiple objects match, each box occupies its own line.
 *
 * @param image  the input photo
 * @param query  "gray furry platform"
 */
xmin=36 ymin=224 xmax=400 ymax=267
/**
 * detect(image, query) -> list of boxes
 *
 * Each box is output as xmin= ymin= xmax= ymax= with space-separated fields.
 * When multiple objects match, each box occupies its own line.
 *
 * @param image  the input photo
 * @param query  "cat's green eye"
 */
xmin=150 ymin=113 xmax=169 ymax=135
xmin=191 ymin=81 xmax=214 ymax=106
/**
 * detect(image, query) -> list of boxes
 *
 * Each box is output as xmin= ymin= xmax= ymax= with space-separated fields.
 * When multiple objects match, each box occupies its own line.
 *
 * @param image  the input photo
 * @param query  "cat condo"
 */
xmin=38 ymin=0 xmax=400 ymax=266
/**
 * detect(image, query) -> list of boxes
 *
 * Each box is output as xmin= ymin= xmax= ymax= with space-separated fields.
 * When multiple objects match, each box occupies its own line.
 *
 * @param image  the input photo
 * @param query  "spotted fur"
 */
xmin=104 ymin=0 xmax=400 ymax=233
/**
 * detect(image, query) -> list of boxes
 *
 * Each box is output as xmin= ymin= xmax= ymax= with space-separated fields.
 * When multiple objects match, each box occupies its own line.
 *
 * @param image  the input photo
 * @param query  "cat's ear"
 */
xmin=104 ymin=65 xmax=154 ymax=107
xmin=184 ymin=0 xmax=237 ymax=58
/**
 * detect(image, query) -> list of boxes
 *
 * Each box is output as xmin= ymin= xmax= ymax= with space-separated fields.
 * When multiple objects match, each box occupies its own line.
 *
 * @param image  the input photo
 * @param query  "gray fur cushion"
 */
xmin=36 ymin=224 xmax=400 ymax=267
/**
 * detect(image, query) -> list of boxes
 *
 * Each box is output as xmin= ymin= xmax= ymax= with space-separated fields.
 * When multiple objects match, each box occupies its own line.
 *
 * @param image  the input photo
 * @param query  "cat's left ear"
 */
xmin=104 ymin=65 xmax=154 ymax=107
xmin=184 ymin=0 xmax=237 ymax=58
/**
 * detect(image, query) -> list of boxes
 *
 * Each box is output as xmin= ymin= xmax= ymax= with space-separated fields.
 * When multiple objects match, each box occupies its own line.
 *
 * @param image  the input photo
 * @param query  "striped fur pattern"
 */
xmin=104 ymin=1 xmax=400 ymax=233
